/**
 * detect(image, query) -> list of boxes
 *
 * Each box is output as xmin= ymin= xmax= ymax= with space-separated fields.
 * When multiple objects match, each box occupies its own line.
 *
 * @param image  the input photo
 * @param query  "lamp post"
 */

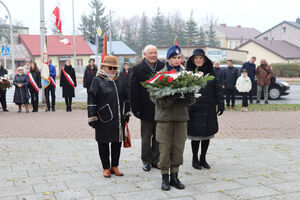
xmin=0 ymin=1 xmax=15 ymax=75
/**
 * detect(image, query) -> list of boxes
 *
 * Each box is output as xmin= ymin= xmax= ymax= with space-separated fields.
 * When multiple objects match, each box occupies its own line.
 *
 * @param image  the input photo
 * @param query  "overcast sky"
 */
xmin=1 ymin=0 xmax=300 ymax=35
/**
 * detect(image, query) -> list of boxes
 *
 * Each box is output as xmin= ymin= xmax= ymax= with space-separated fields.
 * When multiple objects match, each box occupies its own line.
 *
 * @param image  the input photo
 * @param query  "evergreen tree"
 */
xmin=198 ymin=26 xmax=206 ymax=45
xmin=171 ymin=11 xmax=186 ymax=46
xmin=164 ymin=16 xmax=174 ymax=46
xmin=207 ymin=20 xmax=218 ymax=46
xmin=183 ymin=11 xmax=198 ymax=46
xmin=79 ymin=0 xmax=108 ymax=41
xmin=150 ymin=8 xmax=166 ymax=46
xmin=137 ymin=13 xmax=151 ymax=55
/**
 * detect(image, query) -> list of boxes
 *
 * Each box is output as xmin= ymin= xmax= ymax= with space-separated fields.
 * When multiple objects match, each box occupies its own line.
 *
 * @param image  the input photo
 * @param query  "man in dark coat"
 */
xmin=241 ymin=56 xmax=256 ymax=104
xmin=0 ymin=62 xmax=9 ymax=111
xmin=45 ymin=60 xmax=56 ymax=112
xmin=83 ymin=58 xmax=98 ymax=93
xmin=222 ymin=59 xmax=239 ymax=109
xmin=130 ymin=45 xmax=165 ymax=172
xmin=213 ymin=61 xmax=224 ymax=86
xmin=60 ymin=60 xmax=77 ymax=111
xmin=119 ymin=62 xmax=132 ymax=95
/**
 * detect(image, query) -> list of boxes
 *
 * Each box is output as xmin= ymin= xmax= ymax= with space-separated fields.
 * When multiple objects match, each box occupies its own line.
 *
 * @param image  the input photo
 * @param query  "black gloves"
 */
xmin=216 ymin=104 xmax=224 ymax=116
xmin=88 ymin=121 xmax=98 ymax=128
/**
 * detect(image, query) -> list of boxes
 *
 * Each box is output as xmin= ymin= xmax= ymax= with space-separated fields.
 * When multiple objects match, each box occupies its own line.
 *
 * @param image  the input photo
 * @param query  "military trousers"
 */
xmin=156 ymin=121 xmax=187 ymax=174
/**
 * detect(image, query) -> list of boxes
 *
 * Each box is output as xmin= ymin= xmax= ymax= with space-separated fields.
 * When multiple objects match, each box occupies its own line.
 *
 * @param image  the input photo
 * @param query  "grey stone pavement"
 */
xmin=0 ymin=138 xmax=300 ymax=200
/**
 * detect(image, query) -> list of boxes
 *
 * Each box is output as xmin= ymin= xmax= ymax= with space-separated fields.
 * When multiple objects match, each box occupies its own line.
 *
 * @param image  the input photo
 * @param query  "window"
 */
xmin=263 ymin=37 xmax=269 ymax=40
xmin=282 ymin=27 xmax=286 ymax=33
xmin=76 ymin=59 xmax=83 ymax=67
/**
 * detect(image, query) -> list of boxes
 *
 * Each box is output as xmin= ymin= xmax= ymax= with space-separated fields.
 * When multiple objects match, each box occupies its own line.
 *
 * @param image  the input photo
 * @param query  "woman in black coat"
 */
xmin=28 ymin=62 xmax=42 ymax=112
xmin=13 ymin=67 xmax=30 ymax=113
xmin=83 ymin=58 xmax=98 ymax=93
xmin=60 ymin=60 xmax=77 ymax=111
xmin=186 ymin=49 xmax=224 ymax=170
xmin=88 ymin=55 xmax=130 ymax=178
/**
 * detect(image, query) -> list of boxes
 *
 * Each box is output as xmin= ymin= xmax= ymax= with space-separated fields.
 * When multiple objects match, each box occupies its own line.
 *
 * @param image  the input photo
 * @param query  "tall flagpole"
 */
xmin=109 ymin=10 xmax=112 ymax=55
xmin=40 ymin=0 xmax=45 ymax=65
xmin=72 ymin=0 xmax=77 ymax=67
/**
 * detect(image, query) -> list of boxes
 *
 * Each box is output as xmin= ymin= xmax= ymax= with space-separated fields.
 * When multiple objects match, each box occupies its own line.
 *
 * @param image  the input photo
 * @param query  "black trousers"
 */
xmin=0 ymin=90 xmax=7 ymax=110
xmin=64 ymin=97 xmax=72 ymax=109
xmin=225 ymin=89 xmax=235 ymax=107
xmin=45 ymin=85 xmax=55 ymax=110
xmin=241 ymin=92 xmax=249 ymax=107
xmin=97 ymin=142 xmax=122 ymax=169
xmin=29 ymin=89 xmax=39 ymax=111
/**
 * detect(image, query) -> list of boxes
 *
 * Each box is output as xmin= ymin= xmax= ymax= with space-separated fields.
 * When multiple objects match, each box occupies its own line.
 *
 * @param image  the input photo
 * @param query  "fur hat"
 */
xmin=101 ymin=55 xmax=119 ymax=68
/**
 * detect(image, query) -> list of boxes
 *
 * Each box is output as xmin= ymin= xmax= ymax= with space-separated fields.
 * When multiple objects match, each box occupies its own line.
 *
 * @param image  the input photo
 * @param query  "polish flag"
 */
xmin=52 ymin=6 xmax=62 ymax=32
xmin=60 ymin=38 xmax=71 ymax=46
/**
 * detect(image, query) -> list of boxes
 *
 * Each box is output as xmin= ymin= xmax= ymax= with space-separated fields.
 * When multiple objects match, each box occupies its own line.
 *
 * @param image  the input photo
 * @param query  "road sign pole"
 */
xmin=95 ymin=33 xmax=98 ymax=67
xmin=4 ymin=55 xmax=6 ymax=69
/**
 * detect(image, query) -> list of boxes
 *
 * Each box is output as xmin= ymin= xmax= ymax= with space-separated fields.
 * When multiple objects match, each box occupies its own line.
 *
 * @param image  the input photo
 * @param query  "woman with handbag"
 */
xmin=88 ymin=55 xmax=130 ymax=178
xmin=13 ymin=67 xmax=30 ymax=113
xmin=28 ymin=62 xmax=42 ymax=112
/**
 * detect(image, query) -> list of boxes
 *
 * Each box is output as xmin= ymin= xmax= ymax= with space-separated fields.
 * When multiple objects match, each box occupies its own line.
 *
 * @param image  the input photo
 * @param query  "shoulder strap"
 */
xmin=260 ymin=65 xmax=270 ymax=74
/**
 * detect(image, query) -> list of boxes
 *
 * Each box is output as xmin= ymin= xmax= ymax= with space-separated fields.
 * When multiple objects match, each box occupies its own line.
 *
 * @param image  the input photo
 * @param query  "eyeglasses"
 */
xmin=108 ymin=67 xmax=118 ymax=71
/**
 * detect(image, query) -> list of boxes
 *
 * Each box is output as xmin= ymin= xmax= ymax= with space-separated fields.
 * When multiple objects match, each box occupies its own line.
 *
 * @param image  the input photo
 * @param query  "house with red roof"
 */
xmin=20 ymin=34 xmax=94 ymax=71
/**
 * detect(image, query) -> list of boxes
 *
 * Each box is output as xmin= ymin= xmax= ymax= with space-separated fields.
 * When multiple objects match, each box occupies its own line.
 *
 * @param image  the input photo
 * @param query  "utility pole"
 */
xmin=109 ymin=10 xmax=112 ymax=55
xmin=0 ymin=1 xmax=15 ymax=75
xmin=40 ymin=0 xmax=45 ymax=61
xmin=72 ymin=0 xmax=77 ymax=67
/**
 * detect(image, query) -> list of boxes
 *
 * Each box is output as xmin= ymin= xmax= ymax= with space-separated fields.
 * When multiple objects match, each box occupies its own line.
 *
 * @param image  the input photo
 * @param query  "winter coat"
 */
xmin=28 ymin=70 xmax=42 ymax=93
xmin=154 ymin=64 xmax=195 ymax=122
xmin=88 ymin=74 xmax=129 ymax=143
xmin=241 ymin=61 xmax=256 ymax=81
xmin=0 ymin=66 xmax=8 ymax=77
xmin=119 ymin=68 xmax=132 ymax=94
xmin=222 ymin=66 xmax=239 ymax=89
xmin=13 ymin=73 xmax=29 ymax=105
xmin=256 ymin=65 xmax=274 ymax=86
xmin=83 ymin=65 xmax=98 ymax=92
xmin=130 ymin=58 xmax=165 ymax=120
xmin=49 ymin=64 xmax=56 ymax=79
xmin=60 ymin=65 xmax=77 ymax=97
xmin=214 ymin=67 xmax=224 ymax=85
xmin=236 ymin=75 xmax=252 ymax=93
xmin=186 ymin=58 xmax=224 ymax=139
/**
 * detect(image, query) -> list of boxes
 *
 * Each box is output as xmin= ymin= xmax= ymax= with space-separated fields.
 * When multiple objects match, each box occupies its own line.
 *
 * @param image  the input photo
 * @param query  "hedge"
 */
xmin=271 ymin=63 xmax=300 ymax=77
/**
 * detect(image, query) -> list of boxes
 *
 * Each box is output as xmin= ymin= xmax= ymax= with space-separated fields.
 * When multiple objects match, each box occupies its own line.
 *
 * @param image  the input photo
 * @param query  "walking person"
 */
xmin=222 ymin=59 xmax=238 ymax=109
xmin=154 ymin=45 xmax=195 ymax=191
xmin=236 ymin=69 xmax=252 ymax=112
xmin=60 ymin=60 xmax=77 ymax=111
xmin=45 ymin=60 xmax=56 ymax=112
xmin=186 ymin=49 xmax=224 ymax=170
xmin=241 ymin=56 xmax=256 ymax=104
xmin=27 ymin=62 xmax=41 ymax=112
xmin=13 ymin=67 xmax=30 ymax=113
xmin=83 ymin=58 xmax=98 ymax=93
xmin=0 ymin=61 xmax=9 ymax=112
xmin=88 ymin=55 xmax=130 ymax=178
xmin=130 ymin=45 xmax=165 ymax=172
xmin=256 ymin=59 xmax=274 ymax=104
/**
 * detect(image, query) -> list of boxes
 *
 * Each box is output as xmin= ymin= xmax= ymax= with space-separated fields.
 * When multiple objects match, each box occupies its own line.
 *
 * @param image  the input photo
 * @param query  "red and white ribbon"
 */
xmin=62 ymin=67 xmax=75 ymax=88
xmin=49 ymin=76 xmax=56 ymax=89
xmin=27 ymin=72 xmax=39 ymax=93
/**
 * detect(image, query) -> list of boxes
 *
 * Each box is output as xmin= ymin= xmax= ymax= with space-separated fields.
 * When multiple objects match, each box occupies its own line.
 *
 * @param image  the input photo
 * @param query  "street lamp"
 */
xmin=0 ymin=1 xmax=15 ymax=75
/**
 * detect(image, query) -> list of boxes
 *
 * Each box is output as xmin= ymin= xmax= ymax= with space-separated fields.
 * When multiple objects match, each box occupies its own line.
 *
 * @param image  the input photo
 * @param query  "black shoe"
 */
xmin=170 ymin=173 xmax=185 ymax=189
xmin=3 ymin=109 xmax=8 ymax=112
xmin=192 ymin=159 xmax=202 ymax=170
xmin=143 ymin=164 xmax=151 ymax=172
xmin=161 ymin=174 xmax=170 ymax=191
xmin=256 ymin=100 xmax=260 ymax=104
xmin=152 ymin=163 xmax=160 ymax=169
xmin=200 ymin=158 xmax=211 ymax=169
xmin=45 ymin=108 xmax=50 ymax=112
xmin=52 ymin=108 xmax=55 ymax=112
xmin=265 ymin=101 xmax=269 ymax=104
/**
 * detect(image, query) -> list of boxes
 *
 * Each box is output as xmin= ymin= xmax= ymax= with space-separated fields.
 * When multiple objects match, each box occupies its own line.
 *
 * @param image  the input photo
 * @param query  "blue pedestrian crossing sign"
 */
xmin=1 ymin=46 xmax=10 ymax=56
xmin=119 ymin=56 xmax=124 ymax=65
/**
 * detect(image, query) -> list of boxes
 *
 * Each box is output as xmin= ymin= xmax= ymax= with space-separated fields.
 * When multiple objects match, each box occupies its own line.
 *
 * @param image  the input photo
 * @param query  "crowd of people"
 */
xmin=0 ymin=44 xmax=275 ymax=191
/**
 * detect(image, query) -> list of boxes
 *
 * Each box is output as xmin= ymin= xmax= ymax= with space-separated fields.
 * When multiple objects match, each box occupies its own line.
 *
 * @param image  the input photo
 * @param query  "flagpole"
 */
xmin=72 ymin=0 xmax=77 ymax=67
xmin=109 ymin=10 xmax=112 ymax=55
xmin=40 ymin=0 xmax=45 ymax=65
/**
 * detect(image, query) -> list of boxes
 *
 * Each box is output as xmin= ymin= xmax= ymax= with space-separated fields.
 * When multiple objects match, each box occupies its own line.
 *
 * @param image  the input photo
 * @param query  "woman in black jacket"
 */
xmin=28 ymin=62 xmax=41 ymax=112
xmin=186 ymin=49 xmax=224 ymax=170
xmin=88 ymin=55 xmax=130 ymax=178
xmin=13 ymin=67 xmax=30 ymax=113
xmin=60 ymin=60 xmax=77 ymax=111
xmin=83 ymin=58 xmax=98 ymax=93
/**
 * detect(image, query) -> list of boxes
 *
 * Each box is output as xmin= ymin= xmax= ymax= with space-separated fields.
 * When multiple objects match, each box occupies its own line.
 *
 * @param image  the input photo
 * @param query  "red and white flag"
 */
xmin=52 ymin=6 xmax=61 ymax=32
xmin=60 ymin=38 xmax=71 ymax=46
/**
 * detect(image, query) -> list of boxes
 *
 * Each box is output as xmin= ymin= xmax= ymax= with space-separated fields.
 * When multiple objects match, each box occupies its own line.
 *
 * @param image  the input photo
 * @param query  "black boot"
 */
xmin=161 ymin=174 xmax=170 ymax=191
xmin=200 ymin=156 xmax=211 ymax=169
xmin=192 ymin=155 xmax=202 ymax=170
xmin=170 ymin=173 xmax=185 ymax=189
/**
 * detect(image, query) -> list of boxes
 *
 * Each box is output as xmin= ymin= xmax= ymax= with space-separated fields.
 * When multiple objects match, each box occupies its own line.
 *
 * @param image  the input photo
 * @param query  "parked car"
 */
xmin=220 ymin=65 xmax=290 ymax=100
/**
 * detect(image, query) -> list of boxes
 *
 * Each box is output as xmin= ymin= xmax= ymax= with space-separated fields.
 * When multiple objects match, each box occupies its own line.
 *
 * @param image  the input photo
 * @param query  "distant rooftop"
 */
xmin=215 ymin=24 xmax=261 ymax=40
xmin=87 ymin=41 xmax=136 ymax=56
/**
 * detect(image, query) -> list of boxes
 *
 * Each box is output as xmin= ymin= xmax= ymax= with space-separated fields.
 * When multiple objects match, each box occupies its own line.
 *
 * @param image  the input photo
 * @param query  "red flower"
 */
xmin=168 ymin=77 xmax=174 ymax=83
xmin=159 ymin=75 xmax=164 ymax=82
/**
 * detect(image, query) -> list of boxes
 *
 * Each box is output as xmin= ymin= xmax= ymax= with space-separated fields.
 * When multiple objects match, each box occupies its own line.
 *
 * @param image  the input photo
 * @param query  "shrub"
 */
xmin=271 ymin=63 xmax=300 ymax=77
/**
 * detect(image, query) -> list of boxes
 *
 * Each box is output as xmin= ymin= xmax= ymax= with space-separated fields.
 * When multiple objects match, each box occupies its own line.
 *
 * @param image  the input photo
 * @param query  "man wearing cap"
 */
xmin=130 ymin=45 xmax=165 ymax=172
xmin=154 ymin=45 xmax=195 ymax=190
